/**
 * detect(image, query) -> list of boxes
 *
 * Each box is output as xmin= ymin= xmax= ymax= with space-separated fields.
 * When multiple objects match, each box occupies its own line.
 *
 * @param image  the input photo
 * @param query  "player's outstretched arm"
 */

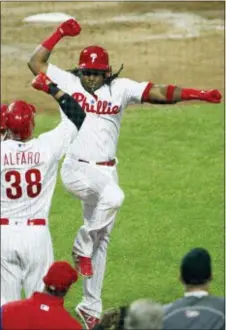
xmin=32 ymin=73 xmax=85 ymax=130
xmin=27 ymin=19 xmax=81 ymax=76
xmin=145 ymin=84 xmax=222 ymax=104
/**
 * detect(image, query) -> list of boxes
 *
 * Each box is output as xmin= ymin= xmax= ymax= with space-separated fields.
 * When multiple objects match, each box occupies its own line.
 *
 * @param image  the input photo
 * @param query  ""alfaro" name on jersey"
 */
xmin=72 ymin=92 xmax=120 ymax=115
xmin=4 ymin=152 xmax=41 ymax=166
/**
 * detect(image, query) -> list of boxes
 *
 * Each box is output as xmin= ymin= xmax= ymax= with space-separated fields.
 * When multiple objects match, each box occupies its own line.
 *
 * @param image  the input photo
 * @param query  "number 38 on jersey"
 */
xmin=5 ymin=169 xmax=42 ymax=199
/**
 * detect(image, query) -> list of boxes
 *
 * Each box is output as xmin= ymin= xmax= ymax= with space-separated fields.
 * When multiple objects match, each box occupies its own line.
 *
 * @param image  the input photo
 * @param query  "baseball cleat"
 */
xmin=72 ymin=250 xmax=93 ymax=278
xmin=77 ymin=256 xmax=93 ymax=277
xmin=76 ymin=306 xmax=100 ymax=330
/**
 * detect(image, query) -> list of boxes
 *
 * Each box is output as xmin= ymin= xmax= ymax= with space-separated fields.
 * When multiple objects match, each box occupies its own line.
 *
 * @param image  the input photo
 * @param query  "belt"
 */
xmin=0 ymin=218 xmax=47 ymax=226
xmin=78 ymin=159 xmax=116 ymax=166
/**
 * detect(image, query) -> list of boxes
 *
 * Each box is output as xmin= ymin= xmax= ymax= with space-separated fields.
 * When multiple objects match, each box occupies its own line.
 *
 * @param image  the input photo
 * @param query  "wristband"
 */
xmin=41 ymin=30 xmax=62 ymax=51
xmin=181 ymin=88 xmax=203 ymax=101
xmin=141 ymin=82 xmax=154 ymax=102
xmin=48 ymin=83 xmax=60 ymax=96
xmin=166 ymin=85 xmax=177 ymax=102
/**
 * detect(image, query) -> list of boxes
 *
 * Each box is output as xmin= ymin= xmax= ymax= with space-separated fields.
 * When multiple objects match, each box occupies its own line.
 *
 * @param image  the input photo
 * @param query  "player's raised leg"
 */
xmin=61 ymin=162 xmax=124 ymax=269
xmin=74 ymin=182 xmax=124 ymax=257
xmin=75 ymin=167 xmax=122 ymax=318
xmin=61 ymin=162 xmax=124 ymax=325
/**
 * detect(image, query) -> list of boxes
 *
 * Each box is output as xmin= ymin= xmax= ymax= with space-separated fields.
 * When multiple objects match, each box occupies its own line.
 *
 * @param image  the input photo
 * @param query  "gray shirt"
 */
xmin=163 ymin=293 xmax=225 ymax=330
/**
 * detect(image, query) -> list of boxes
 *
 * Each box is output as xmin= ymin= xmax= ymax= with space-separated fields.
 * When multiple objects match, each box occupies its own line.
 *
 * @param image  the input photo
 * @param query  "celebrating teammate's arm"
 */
xmin=28 ymin=19 xmax=81 ymax=75
xmin=143 ymin=84 xmax=222 ymax=104
xmin=31 ymin=73 xmax=85 ymax=130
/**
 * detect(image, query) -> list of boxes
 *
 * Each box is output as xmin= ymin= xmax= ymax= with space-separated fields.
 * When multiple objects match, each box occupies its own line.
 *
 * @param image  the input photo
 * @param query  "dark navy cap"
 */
xmin=180 ymin=248 xmax=212 ymax=285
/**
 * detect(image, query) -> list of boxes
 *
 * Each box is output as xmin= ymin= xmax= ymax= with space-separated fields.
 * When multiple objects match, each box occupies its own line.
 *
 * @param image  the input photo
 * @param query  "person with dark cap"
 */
xmin=164 ymin=247 xmax=225 ymax=330
xmin=1 ymin=261 xmax=83 ymax=329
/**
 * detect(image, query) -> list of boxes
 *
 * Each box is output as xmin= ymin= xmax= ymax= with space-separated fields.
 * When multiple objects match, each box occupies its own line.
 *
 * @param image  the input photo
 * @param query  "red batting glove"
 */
xmin=181 ymin=88 xmax=222 ymax=103
xmin=41 ymin=19 xmax=81 ymax=51
xmin=57 ymin=19 xmax=81 ymax=37
xmin=31 ymin=72 xmax=53 ymax=93
xmin=199 ymin=89 xmax=222 ymax=103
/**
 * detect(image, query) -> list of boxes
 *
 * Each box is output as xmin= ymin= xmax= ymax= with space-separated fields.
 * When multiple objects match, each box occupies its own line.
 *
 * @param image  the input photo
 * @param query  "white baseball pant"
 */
xmin=61 ymin=160 xmax=124 ymax=318
xmin=1 ymin=224 xmax=54 ymax=303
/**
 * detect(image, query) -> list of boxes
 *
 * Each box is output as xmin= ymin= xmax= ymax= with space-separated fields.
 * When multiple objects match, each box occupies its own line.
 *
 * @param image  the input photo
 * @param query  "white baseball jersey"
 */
xmin=47 ymin=64 xmax=150 ymax=161
xmin=1 ymin=117 xmax=77 ymax=223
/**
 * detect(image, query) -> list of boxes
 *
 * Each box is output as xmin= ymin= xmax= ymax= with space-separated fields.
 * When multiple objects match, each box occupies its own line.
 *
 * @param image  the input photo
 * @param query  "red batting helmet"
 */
xmin=79 ymin=45 xmax=110 ymax=71
xmin=6 ymin=100 xmax=36 ymax=140
xmin=0 ymin=104 xmax=8 ymax=130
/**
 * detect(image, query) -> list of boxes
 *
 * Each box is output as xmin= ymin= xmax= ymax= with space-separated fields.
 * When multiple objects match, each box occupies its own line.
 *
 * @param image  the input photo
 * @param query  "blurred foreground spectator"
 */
xmin=1 ymin=261 xmax=83 ymax=330
xmin=124 ymin=299 xmax=163 ymax=329
xmin=164 ymin=247 xmax=225 ymax=330
xmin=92 ymin=299 xmax=163 ymax=330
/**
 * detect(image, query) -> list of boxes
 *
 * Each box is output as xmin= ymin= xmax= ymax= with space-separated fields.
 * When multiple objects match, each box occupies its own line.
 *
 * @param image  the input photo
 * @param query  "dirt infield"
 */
xmin=1 ymin=1 xmax=224 ymax=111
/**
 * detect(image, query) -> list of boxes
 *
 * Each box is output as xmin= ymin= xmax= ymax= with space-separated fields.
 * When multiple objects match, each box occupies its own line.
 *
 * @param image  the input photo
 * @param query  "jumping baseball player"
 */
xmin=1 ymin=104 xmax=9 ymax=141
xmin=27 ymin=19 xmax=222 ymax=329
xmin=1 ymin=73 xmax=86 ymax=305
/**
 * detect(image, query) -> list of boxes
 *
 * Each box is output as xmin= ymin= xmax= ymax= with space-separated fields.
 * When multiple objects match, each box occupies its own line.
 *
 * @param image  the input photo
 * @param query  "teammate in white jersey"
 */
xmin=1 ymin=73 xmax=86 ymax=305
xmin=0 ymin=104 xmax=10 ymax=306
xmin=28 ymin=19 xmax=222 ymax=329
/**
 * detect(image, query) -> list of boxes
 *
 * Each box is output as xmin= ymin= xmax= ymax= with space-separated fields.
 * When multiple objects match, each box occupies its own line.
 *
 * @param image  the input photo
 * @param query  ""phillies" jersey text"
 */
xmin=72 ymin=92 xmax=120 ymax=115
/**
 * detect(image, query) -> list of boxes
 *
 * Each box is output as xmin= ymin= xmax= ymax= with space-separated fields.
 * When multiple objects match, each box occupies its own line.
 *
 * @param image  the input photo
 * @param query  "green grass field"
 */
xmin=35 ymin=102 xmax=224 ymax=315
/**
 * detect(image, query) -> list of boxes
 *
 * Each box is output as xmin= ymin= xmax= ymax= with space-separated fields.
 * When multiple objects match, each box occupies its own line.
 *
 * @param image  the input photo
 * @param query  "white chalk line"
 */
xmin=3 ymin=10 xmax=224 ymax=57
xmin=23 ymin=10 xmax=224 ymax=41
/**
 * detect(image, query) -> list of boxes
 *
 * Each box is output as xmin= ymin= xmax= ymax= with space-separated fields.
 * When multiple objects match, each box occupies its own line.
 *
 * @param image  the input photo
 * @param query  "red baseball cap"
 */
xmin=43 ymin=261 xmax=78 ymax=290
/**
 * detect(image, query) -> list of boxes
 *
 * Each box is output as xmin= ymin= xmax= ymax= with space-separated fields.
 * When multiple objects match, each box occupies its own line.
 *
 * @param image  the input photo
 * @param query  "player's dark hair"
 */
xmin=45 ymin=286 xmax=68 ymax=297
xmin=105 ymin=64 xmax=124 ymax=85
